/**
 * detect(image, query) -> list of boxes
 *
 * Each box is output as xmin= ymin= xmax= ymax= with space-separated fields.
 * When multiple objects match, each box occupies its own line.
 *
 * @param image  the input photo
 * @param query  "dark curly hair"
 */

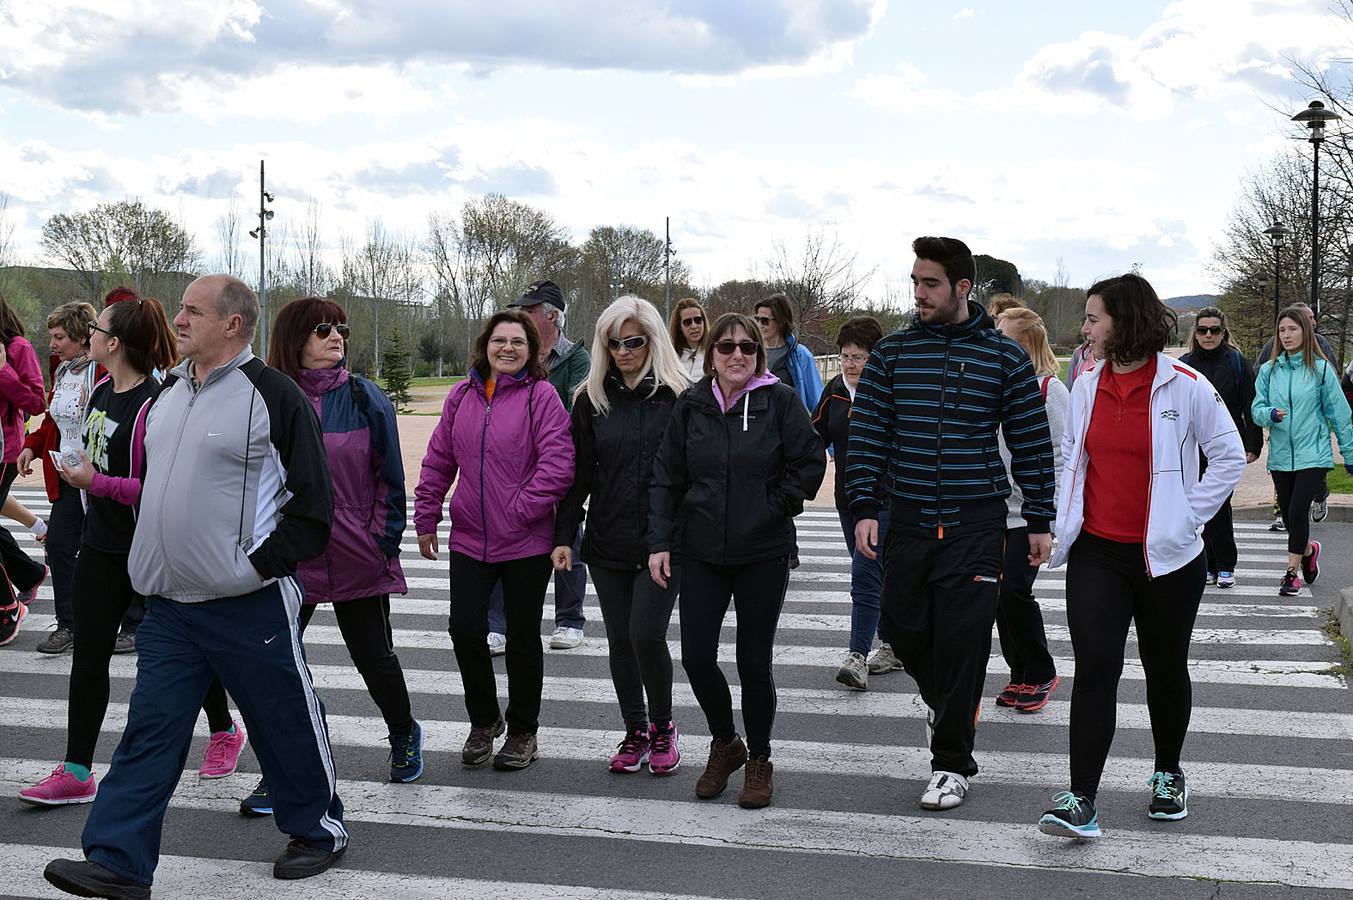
xmin=1087 ymin=273 xmax=1175 ymax=365
xmin=836 ymin=315 xmax=883 ymax=353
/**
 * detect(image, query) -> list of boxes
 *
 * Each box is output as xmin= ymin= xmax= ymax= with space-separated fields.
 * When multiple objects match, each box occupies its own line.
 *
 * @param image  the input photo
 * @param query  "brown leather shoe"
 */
xmin=492 ymin=731 xmax=539 ymax=770
xmin=738 ymin=756 xmax=774 ymax=808
xmin=695 ymin=735 xmax=747 ymax=799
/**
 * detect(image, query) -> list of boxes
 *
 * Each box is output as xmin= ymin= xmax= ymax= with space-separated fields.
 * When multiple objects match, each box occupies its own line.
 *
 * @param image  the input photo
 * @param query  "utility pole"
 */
xmin=248 ymin=160 xmax=275 ymax=358
xmin=664 ymin=216 xmax=672 ymax=322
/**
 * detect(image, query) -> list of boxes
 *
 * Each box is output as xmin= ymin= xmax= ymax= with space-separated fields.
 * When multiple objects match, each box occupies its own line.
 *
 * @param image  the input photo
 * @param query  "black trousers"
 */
xmin=1199 ymin=456 xmax=1237 ymax=573
xmin=880 ymin=523 xmax=1003 ymax=778
xmin=1065 ymin=532 xmax=1204 ymax=800
xmin=299 ymin=595 xmax=413 ymax=734
xmin=1273 ymin=468 xmax=1326 ymax=557
xmin=994 ymin=527 xmax=1056 ymax=685
xmin=46 ymin=480 xmax=84 ymax=629
xmin=67 ymin=545 xmax=232 ymax=768
xmin=589 ymin=565 xmax=680 ymax=731
xmin=680 ymin=557 xmax=789 ymax=758
xmin=0 ymin=462 xmax=47 ymax=594
xmin=447 ymin=552 xmax=552 ymax=735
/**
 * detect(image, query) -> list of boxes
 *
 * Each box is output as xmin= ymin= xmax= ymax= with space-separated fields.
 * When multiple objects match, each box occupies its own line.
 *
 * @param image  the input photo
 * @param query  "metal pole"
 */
xmin=664 ymin=216 xmax=671 ymax=322
xmin=1312 ymin=139 xmax=1321 ymax=319
xmin=1273 ymin=244 xmax=1281 ymax=323
xmin=258 ymin=159 xmax=268 ymax=358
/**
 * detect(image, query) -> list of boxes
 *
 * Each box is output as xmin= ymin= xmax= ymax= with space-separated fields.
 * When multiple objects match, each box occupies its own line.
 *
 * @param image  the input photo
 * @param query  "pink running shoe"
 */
xmin=648 ymin=721 xmax=680 ymax=775
xmin=609 ymin=727 xmax=651 ymax=773
xmin=19 ymin=765 xmax=97 ymax=806
xmin=199 ymin=721 xmax=247 ymax=779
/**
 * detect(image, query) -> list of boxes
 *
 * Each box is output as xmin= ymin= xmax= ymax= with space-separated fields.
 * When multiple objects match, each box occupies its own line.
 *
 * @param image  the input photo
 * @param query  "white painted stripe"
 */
xmin=2 ymin=654 xmax=1346 ymax=739
xmin=0 ymin=761 xmax=1347 ymax=889
xmin=8 ymin=702 xmax=1351 ymax=805
xmin=0 ymin=842 xmax=718 ymax=900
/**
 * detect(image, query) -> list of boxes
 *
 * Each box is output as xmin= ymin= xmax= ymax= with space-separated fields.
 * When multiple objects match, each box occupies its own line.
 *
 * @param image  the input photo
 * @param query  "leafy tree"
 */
xmin=41 ymin=199 xmax=199 ymax=302
xmin=973 ymin=254 xmax=1022 ymax=300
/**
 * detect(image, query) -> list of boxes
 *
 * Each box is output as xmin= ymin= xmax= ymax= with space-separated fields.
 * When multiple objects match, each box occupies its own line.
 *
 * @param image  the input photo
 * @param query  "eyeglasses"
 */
xmin=681 ymin=316 xmax=704 ymax=327
xmin=839 ymin=353 xmax=869 ymax=364
xmin=1195 ymin=325 xmax=1224 ymax=336
xmin=607 ymin=335 xmax=649 ymax=352
xmin=754 ymin=316 xmax=773 ymax=326
xmin=713 ymin=340 xmax=759 ymax=356
xmin=314 ymin=322 xmax=351 ymax=338
xmin=88 ymin=322 xmax=115 ymax=338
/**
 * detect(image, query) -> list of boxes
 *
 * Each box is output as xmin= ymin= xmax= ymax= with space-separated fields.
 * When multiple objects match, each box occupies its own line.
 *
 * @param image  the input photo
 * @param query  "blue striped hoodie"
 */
xmin=845 ymin=300 xmax=1055 ymax=535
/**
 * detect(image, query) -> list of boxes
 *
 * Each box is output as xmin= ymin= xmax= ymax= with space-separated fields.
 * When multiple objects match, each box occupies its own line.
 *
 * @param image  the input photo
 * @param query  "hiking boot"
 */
xmin=738 ymin=756 xmax=774 ymax=809
xmin=1216 ymin=571 xmax=1236 ymax=589
xmin=240 ymin=777 xmax=273 ymax=817
xmin=1269 ymin=516 xmax=1286 ymax=532
xmin=493 ymin=732 xmax=539 ymax=770
xmin=919 ymin=770 xmax=968 ymax=810
xmin=866 ymin=642 xmax=903 ymax=674
xmin=1312 ymin=497 xmax=1329 ymax=523
xmin=0 ymin=600 xmax=28 ymax=647
xmin=1148 ymin=770 xmax=1189 ymax=820
xmin=609 ymin=727 xmax=650 ymax=773
xmin=1038 ymin=790 xmax=1101 ymax=839
xmin=35 ymin=625 xmax=75 ymax=655
xmin=199 ymin=721 xmax=246 ymax=778
xmin=19 ymin=765 xmax=97 ymax=806
xmin=1016 ymin=676 xmax=1060 ymax=713
xmin=695 ymin=735 xmax=748 ymax=799
xmin=388 ymin=720 xmax=424 ymax=783
xmin=835 ymin=651 xmax=868 ymax=691
xmin=549 ymin=626 xmax=584 ymax=649
xmin=1302 ymin=540 xmax=1321 ymax=585
xmin=648 ymin=721 xmax=680 ymax=775
xmin=112 ymin=630 xmax=137 ymax=654
xmin=1279 ymin=568 xmax=1302 ymax=597
xmin=462 ymin=717 xmax=505 ymax=767
xmin=44 ymin=859 xmax=149 ymax=899
xmin=487 ymin=632 xmax=506 ymax=656
xmin=995 ymin=682 xmax=1024 ymax=708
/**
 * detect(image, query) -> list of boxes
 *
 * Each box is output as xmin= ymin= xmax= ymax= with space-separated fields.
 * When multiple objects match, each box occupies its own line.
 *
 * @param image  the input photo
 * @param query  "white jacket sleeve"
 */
xmin=1189 ymin=375 xmax=1245 ymax=527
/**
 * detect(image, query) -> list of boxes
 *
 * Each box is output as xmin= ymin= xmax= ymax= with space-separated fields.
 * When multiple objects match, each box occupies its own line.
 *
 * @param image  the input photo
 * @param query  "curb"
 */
xmin=1339 ymin=588 xmax=1353 ymax=643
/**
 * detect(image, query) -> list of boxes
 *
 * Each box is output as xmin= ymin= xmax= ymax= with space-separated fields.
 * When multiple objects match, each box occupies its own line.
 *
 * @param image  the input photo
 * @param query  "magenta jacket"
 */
xmin=414 ymin=368 xmax=574 ymax=563
xmin=0 ymin=336 xmax=47 ymax=464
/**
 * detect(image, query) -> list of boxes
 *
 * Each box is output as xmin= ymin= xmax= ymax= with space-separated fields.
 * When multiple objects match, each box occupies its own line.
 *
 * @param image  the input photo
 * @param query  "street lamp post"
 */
xmin=247 ymin=159 xmax=275 ymax=357
xmin=1263 ymin=223 xmax=1290 ymax=323
xmin=1292 ymin=100 xmax=1342 ymax=319
xmin=609 ymin=281 xmax=624 ymax=301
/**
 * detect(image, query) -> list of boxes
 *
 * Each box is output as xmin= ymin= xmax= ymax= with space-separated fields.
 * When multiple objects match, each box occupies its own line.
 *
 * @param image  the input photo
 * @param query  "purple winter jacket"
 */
xmin=294 ymin=366 xmax=408 ymax=603
xmin=414 ymin=368 xmax=574 ymax=563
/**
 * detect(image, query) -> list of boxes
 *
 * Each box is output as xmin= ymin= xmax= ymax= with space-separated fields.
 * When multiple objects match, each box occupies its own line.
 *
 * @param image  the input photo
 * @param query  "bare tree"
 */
xmin=343 ymin=219 xmax=421 ymax=377
xmin=42 ymin=199 xmax=200 ymax=301
xmin=762 ymin=227 xmax=874 ymax=350
xmin=290 ymin=199 xmax=332 ymax=296
xmin=0 ymin=193 xmax=16 ymax=269
xmin=214 ymin=199 xmax=243 ymax=278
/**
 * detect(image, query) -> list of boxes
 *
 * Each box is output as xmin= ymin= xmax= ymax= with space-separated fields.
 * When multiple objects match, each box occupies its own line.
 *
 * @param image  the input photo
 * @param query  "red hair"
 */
xmin=103 ymin=286 xmax=140 ymax=308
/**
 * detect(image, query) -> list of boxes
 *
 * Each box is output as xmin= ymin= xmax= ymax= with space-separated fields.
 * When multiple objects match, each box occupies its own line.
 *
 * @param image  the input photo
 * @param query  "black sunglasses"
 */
xmin=314 ymin=322 xmax=351 ymax=338
xmin=713 ymin=339 xmax=759 ymax=356
xmin=754 ymin=316 xmax=773 ymax=326
xmin=607 ymin=335 xmax=648 ymax=352
xmin=1195 ymin=325 xmax=1224 ymax=336
xmin=681 ymin=315 xmax=704 ymax=326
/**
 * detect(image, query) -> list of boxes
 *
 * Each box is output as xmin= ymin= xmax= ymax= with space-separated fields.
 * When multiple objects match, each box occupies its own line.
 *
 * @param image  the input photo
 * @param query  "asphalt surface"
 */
xmin=0 ymin=488 xmax=1350 ymax=899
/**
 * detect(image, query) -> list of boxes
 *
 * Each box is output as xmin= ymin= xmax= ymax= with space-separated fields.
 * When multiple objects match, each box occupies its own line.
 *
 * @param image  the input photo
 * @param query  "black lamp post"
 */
xmin=1292 ymin=100 xmax=1342 ymax=319
xmin=1263 ymin=223 xmax=1290 ymax=322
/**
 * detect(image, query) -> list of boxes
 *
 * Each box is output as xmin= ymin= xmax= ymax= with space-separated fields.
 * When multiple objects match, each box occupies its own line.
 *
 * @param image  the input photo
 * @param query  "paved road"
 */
xmin=0 ymin=489 xmax=1351 ymax=898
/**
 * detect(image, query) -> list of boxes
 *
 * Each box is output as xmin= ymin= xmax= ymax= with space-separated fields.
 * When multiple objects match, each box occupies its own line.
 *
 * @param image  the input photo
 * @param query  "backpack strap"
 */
xmin=1039 ymin=375 xmax=1052 ymax=402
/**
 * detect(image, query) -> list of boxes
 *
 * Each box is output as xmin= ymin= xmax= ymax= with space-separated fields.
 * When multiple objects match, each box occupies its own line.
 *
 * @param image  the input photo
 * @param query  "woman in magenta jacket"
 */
xmin=414 ymin=309 xmax=574 ymax=773
xmin=0 ymin=290 xmax=51 ymax=645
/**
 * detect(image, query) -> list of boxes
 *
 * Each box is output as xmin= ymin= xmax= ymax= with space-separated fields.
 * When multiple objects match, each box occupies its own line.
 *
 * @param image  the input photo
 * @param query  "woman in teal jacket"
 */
xmin=1252 ymin=305 xmax=1353 ymax=595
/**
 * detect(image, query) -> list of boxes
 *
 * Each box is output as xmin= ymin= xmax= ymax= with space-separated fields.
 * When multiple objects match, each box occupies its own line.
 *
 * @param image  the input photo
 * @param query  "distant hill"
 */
xmin=1164 ymin=294 xmax=1217 ymax=311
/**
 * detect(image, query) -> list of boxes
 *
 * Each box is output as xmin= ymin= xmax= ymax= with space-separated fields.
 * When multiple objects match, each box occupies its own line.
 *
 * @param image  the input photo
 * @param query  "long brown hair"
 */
xmin=472 ymin=310 xmax=546 ymax=380
xmin=1272 ymin=305 xmax=1322 ymax=372
xmin=0 ymin=290 xmax=26 ymax=343
xmin=267 ymin=297 xmax=348 ymax=381
xmin=106 ymin=298 xmax=179 ymax=375
xmin=668 ymin=297 xmax=708 ymax=354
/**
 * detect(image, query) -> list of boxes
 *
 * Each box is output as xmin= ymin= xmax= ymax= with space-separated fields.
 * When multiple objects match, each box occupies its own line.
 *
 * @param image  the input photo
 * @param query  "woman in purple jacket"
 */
xmin=250 ymin=297 xmax=419 ymax=809
xmin=415 ymin=309 xmax=574 ymax=773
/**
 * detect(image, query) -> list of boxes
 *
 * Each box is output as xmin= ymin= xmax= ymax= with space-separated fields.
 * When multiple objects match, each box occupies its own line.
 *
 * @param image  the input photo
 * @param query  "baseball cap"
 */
xmin=508 ymin=279 xmax=565 ymax=311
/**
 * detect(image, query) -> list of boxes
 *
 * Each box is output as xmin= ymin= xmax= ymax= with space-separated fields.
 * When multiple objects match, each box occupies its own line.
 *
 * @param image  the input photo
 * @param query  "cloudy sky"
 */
xmin=1 ymin=0 xmax=1348 ymax=299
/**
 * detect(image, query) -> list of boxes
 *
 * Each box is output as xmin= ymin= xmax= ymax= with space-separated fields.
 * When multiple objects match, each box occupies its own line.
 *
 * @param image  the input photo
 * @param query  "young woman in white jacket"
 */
xmin=1037 ymin=274 xmax=1245 ymax=841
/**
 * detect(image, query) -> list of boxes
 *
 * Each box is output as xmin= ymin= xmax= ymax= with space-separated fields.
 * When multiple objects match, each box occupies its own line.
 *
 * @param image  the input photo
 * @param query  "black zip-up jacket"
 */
xmin=845 ymin=301 xmax=1055 ymax=536
xmin=554 ymin=372 xmax=677 ymax=570
xmin=1179 ymin=345 xmax=1263 ymax=456
xmin=650 ymin=376 xmax=826 ymax=566
xmin=811 ymin=374 xmax=855 ymax=511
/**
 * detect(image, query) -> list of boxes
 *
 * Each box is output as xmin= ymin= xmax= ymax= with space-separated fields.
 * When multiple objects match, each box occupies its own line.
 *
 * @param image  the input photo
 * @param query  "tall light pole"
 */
xmin=1263 ymin=223 xmax=1290 ymax=323
xmin=609 ymin=281 xmax=624 ymax=301
xmin=248 ymin=160 xmax=275 ymax=357
xmin=663 ymin=217 xmax=673 ymax=322
xmin=1292 ymin=100 xmax=1342 ymax=320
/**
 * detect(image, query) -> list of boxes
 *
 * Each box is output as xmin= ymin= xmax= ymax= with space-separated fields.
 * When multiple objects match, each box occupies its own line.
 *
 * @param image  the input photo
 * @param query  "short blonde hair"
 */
xmin=997 ymin=307 xmax=1057 ymax=377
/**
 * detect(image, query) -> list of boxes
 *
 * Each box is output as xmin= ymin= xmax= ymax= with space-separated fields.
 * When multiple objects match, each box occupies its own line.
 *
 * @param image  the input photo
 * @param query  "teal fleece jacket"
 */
xmin=1253 ymin=352 xmax=1353 ymax=472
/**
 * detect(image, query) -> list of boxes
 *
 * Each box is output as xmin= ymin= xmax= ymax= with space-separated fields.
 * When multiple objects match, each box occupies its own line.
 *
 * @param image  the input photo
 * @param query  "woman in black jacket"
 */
xmin=649 ymin=312 xmax=826 ymax=810
xmin=1178 ymin=307 xmax=1262 ymax=587
xmin=554 ymin=296 xmax=691 ymax=777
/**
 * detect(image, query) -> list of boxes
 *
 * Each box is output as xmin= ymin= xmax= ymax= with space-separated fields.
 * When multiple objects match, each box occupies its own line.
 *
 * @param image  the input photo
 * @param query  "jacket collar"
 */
xmin=911 ymin=299 xmax=994 ymax=340
xmin=173 ymin=345 xmax=253 ymax=392
xmin=1077 ymin=352 xmax=1180 ymax=396
xmin=470 ymin=366 xmax=532 ymax=396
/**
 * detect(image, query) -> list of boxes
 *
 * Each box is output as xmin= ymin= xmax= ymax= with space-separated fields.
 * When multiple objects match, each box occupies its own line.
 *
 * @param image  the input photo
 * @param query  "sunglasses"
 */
xmin=314 ymin=322 xmax=351 ymax=338
xmin=681 ymin=315 xmax=704 ymax=326
xmin=607 ymin=335 xmax=649 ymax=352
xmin=754 ymin=316 xmax=773 ymax=326
xmin=713 ymin=340 xmax=759 ymax=356
xmin=1195 ymin=325 xmax=1224 ymax=336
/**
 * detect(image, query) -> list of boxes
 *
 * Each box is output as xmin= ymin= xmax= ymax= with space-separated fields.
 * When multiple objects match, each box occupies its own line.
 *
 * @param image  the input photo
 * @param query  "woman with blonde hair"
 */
xmin=992 ymin=307 xmax=1068 ymax=712
xmin=669 ymin=297 xmax=708 ymax=377
xmin=556 ymin=296 xmax=691 ymax=775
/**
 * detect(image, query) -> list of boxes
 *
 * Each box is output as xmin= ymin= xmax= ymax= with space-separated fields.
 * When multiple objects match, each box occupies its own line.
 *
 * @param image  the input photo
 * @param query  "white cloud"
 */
xmin=953 ymin=8 xmax=977 ymax=20
xmin=848 ymin=62 xmax=964 ymax=114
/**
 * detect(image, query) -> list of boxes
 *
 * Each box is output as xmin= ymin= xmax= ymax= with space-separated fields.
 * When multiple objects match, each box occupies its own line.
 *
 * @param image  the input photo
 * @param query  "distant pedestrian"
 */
xmin=670 ymin=297 xmax=709 ymax=378
xmin=754 ymin=292 xmax=824 ymax=412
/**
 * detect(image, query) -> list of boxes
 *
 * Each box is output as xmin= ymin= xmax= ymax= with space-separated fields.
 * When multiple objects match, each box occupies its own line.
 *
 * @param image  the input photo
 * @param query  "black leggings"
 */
xmin=589 ymin=565 xmax=680 ymax=731
xmin=995 ymin=527 xmax=1055 ymax=685
xmin=67 ymin=545 xmax=232 ymax=768
xmin=1065 ymin=533 xmax=1204 ymax=801
xmin=680 ymin=557 xmax=789 ymax=759
xmin=299 ymin=596 xmax=413 ymax=734
xmin=0 ymin=462 xmax=46 ymax=595
xmin=1272 ymin=468 xmax=1326 ymax=557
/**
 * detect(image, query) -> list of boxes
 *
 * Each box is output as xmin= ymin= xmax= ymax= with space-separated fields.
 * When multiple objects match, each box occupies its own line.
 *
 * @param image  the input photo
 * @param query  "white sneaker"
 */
xmin=487 ymin=632 xmax=506 ymax=656
xmin=919 ymin=770 xmax=968 ymax=810
xmin=1312 ymin=497 xmax=1329 ymax=523
xmin=550 ymin=626 xmax=584 ymax=650
xmin=866 ymin=642 xmax=903 ymax=674
xmin=835 ymin=651 xmax=868 ymax=691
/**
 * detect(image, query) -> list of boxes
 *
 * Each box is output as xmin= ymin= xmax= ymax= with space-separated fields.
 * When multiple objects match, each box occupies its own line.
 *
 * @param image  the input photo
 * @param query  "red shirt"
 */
xmin=1082 ymin=362 xmax=1156 ymax=544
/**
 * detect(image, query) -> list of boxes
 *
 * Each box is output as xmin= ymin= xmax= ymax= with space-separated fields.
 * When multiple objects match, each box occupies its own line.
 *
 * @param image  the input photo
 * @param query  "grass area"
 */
xmin=371 ymin=374 xmax=464 ymax=391
xmin=1320 ymin=608 xmax=1353 ymax=677
xmin=1325 ymin=466 xmax=1353 ymax=495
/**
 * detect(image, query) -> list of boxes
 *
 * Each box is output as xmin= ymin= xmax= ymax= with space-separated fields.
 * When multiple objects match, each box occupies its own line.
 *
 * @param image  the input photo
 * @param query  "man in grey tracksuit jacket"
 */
xmin=49 ymin=276 xmax=342 ymax=897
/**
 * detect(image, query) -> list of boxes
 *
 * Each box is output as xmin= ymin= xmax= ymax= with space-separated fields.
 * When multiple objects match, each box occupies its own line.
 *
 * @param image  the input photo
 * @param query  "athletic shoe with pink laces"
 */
xmin=19 ymin=766 xmax=97 ymax=806
xmin=199 ymin=721 xmax=247 ymax=779
xmin=608 ymin=727 xmax=651 ymax=773
xmin=648 ymin=721 xmax=680 ymax=775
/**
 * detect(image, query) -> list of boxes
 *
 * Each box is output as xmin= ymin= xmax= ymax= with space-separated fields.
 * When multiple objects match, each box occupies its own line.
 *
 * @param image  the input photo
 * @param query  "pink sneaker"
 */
xmin=608 ymin=727 xmax=650 ymax=773
xmin=18 ymin=765 xmax=97 ymax=806
xmin=199 ymin=721 xmax=247 ymax=779
xmin=648 ymin=721 xmax=680 ymax=775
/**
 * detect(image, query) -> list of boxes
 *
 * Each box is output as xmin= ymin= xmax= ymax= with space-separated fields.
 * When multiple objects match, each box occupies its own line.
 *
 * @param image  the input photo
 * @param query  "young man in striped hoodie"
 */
xmin=846 ymin=236 xmax=1056 ymax=812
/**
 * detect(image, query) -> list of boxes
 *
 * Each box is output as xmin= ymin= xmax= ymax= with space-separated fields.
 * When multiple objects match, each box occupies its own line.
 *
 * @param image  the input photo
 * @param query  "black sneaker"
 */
xmin=1301 ymin=541 xmax=1321 ymax=585
xmin=1269 ymin=516 xmax=1286 ymax=532
xmin=1279 ymin=568 xmax=1302 ymax=597
xmin=1038 ymin=790 xmax=1101 ymax=839
xmin=0 ymin=600 xmax=28 ymax=646
xmin=44 ymin=858 xmax=150 ymax=899
xmin=36 ymin=625 xmax=75 ymax=654
xmin=112 ymin=631 xmax=137 ymax=654
xmin=1312 ymin=497 xmax=1329 ymax=523
xmin=388 ymin=720 xmax=424 ymax=783
xmin=240 ymin=777 xmax=273 ymax=816
xmin=1148 ymin=770 xmax=1188 ymax=820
